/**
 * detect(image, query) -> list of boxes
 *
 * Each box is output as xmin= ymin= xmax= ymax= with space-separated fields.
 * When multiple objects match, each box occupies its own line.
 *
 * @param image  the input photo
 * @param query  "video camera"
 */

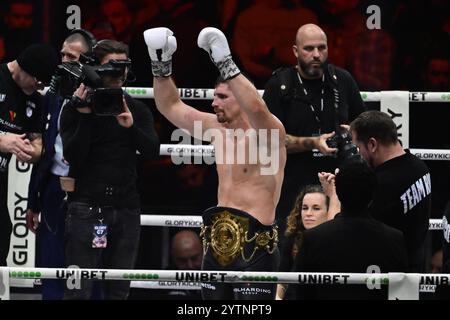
xmin=326 ymin=129 xmax=362 ymax=163
xmin=48 ymin=58 xmax=131 ymax=116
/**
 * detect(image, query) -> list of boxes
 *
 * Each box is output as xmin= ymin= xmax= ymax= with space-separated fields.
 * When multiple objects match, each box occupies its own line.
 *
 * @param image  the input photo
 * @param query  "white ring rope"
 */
xmin=140 ymin=214 xmax=202 ymax=228
xmin=123 ymin=87 xmax=450 ymax=103
xmin=4 ymin=267 xmax=450 ymax=288
xmin=0 ymin=267 xmax=397 ymax=284
xmin=159 ymin=144 xmax=214 ymax=157
xmin=140 ymin=215 xmax=443 ymax=231
xmin=409 ymin=149 xmax=450 ymax=161
xmin=131 ymin=281 xmax=201 ymax=290
xmin=159 ymin=144 xmax=450 ymax=161
xmin=129 ymin=281 xmax=438 ymax=293
xmin=19 ymin=279 xmax=440 ymax=293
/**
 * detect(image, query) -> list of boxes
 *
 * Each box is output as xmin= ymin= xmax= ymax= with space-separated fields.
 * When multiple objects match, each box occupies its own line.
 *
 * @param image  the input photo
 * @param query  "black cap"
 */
xmin=17 ymin=44 xmax=58 ymax=85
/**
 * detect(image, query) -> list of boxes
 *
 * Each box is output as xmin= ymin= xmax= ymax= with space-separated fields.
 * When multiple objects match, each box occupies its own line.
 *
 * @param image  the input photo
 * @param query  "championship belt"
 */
xmin=209 ymin=210 xmax=249 ymax=267
xmin=201 ymin=209 xmax=279 ymax=267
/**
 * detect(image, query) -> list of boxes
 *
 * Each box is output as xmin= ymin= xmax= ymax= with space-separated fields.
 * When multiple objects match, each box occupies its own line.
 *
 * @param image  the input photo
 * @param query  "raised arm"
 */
xmin=143 ymin=27 xmax=217 ymax=139
xmin=197 ymin=27 xmax=285 ymax=135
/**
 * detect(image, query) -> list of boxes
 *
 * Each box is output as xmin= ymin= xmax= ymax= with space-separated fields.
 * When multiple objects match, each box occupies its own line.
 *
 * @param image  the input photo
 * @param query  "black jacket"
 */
xmin=262 ymin=65 xmax=366 ymax=219
xmin=60 ymin=93 xmax=159 ymax=208
xmin=263 ymin=65 xmax=365 ymax=138
xmin=286 ymin=211 xmax=408 ymax=300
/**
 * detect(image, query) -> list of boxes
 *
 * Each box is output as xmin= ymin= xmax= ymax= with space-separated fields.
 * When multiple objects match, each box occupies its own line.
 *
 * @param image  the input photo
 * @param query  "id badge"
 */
xmin=92 ymin=223 xmax=108 ymax=248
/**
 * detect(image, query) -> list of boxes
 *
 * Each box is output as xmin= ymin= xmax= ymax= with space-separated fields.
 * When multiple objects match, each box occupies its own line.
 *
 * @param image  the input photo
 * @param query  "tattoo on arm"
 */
xmin=300 ymin=138 xmax=315 ymax=150
xmin=286 ymin=135 xmax=316 ymax=152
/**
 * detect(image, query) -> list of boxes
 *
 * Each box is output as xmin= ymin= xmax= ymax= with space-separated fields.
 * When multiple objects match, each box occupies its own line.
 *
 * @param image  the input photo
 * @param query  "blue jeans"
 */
xmin=37 ymin=174 xmax=66 ymax=300
xmin=63 ymin=202 xmax=140 ymax=300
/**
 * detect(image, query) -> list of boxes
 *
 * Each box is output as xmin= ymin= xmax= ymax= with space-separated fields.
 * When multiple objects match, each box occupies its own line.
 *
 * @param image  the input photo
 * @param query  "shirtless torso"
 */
xmin=214 ymin=125 xmax=285 ymax=225
xmin=154 ymin=76 xmax=286 ymax=226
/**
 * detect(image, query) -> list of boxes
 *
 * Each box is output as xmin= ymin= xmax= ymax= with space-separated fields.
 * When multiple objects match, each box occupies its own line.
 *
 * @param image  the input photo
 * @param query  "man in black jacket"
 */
xmin=0 ymin=43 xmax=57 ymax=266
xmin=26 ymin=29 xmax=96 ymax=300
xmin=286 ymin=160 xmax=408 ymax=300
xmin=262 ymin=24 xmax=365 ymax=236
xmin=60 ymin=40 xmax=159 ymax=300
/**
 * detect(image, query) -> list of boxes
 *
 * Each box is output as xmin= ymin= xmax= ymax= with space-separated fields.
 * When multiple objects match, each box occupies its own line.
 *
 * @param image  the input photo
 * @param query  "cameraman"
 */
xmin=26 ymin=30 xmax=95 ymax=300
xmin=60 ymin=40 xmax=159 ymax=300
xmin=263 ymin=24 xmax=365 ymax=236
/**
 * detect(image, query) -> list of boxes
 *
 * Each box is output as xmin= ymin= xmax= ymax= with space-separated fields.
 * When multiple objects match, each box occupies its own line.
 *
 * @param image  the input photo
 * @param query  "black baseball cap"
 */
xmin=17 ymin=43 xmax=58 ymax=85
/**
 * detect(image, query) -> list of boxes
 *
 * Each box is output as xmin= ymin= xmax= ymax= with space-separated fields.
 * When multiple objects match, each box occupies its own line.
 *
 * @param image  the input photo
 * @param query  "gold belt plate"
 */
xmin=210 ymin=211 xmax=249 ymax=266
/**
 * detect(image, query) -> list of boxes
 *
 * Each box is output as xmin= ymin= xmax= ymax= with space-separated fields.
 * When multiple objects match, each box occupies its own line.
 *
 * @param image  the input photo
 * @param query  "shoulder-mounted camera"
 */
xmin=51 ymin=59 xmax=131 ymax=116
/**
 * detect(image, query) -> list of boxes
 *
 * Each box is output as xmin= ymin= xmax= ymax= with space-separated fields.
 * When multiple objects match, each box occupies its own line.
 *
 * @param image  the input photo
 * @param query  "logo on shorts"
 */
xmin=233 ymin=287 xmax=271 ymax=295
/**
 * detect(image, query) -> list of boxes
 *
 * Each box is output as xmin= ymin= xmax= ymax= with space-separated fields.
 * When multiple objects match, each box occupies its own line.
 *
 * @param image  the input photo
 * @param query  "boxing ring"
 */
xmin=1 ymin=266 xmax=449 ymax=300
xmin=4 ymin=89 xmax=449 ymax=300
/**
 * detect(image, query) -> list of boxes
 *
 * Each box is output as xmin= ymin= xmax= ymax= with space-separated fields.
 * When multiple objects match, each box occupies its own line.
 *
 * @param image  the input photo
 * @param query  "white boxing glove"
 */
xmin=143 ymin=27 xmax=177 ymax=77
xmin=197 ymin=27 xmax=240 ymax=80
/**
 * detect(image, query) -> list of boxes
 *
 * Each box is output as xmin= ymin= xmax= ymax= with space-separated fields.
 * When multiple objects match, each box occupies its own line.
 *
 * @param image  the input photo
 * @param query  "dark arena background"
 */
xmin=0 ymin=0 xmax=449 ymax=302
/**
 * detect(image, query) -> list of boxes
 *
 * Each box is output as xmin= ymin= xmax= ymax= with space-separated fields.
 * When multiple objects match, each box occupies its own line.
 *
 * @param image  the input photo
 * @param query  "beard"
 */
xmin=216 ymin=113 xmax=227 ymax=123
xmin=298 ymin=58 xmax=324 ymax=78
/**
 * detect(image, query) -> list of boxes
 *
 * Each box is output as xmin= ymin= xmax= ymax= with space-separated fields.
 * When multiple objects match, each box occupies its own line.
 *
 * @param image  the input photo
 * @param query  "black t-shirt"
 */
xmin=60 ymin=94 xmax=160 ymax=208
xmin=370 ymin=151 xmax=431 ymax=272
xmin=279 ymin=233 xmax=302 ymax=272
xmin=263 ymin=65 xmax=365 ymax=216
xmin=0 ymin=63 xmax=43 ymax=173
xmin=435 ymin=204 xmax=450 ymax=298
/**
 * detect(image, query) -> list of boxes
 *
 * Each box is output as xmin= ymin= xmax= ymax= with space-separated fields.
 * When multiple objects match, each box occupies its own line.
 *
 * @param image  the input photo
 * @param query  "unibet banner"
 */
xmin=7 ymin=155 xmax=35 ymax=288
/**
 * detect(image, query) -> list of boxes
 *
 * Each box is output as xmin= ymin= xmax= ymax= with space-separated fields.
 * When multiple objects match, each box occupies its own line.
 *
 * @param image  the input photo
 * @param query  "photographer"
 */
xmin=350 ymin=111 xmax=431 ymax=272
xmin=263 ymin=24 xmax=365 ymax=236
xmin=318 ymin=111 xmax=431 ymax=273
xmin=60 ymin=39 xmax=159 ymax=300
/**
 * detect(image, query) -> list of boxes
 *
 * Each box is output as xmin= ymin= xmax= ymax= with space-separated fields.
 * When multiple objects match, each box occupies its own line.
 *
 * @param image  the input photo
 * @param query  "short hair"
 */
xmin=285 ymin=184 xmax=329 ymax=236
xmin=350 ymin=110 xmax=398 ymax=145
xmin=214 ymin=72 xmax=253 ymax=88
xmin=64 ymin=33 xmax=90 ymax=53
xmin=214 ymin=75 xmax=227 ymax=87
xmin=93 ymin=39 xmax=129 ymax=63
xmin=335 ymin=160 xmax=377 ymax=212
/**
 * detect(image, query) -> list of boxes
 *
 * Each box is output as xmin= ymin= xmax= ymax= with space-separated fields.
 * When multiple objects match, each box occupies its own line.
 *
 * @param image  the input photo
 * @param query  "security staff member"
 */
xmin=263 ymin=24 xmax=365 ymax=236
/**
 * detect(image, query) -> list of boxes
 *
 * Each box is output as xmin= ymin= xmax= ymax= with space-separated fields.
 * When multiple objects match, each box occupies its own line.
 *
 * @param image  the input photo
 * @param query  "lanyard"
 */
xmin=296 ymin=72 xmax=325 ymax=132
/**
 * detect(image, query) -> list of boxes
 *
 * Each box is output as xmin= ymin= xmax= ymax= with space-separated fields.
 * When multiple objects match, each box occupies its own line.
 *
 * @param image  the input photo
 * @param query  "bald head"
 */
xmin=293 ymin=24 xmax=328 ymax=79
xmin=295 ymin=24 xmax=327 ymax=46
xmin=171 ymin=230 xmax=203 ymax=270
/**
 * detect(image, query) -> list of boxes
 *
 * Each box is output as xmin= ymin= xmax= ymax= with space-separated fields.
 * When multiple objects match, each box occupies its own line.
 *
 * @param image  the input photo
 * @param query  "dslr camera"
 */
xmin=48 ymin=58 xmax=131 ymax=116
xmin=326 ymin=129 xmax=361 ymax=163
